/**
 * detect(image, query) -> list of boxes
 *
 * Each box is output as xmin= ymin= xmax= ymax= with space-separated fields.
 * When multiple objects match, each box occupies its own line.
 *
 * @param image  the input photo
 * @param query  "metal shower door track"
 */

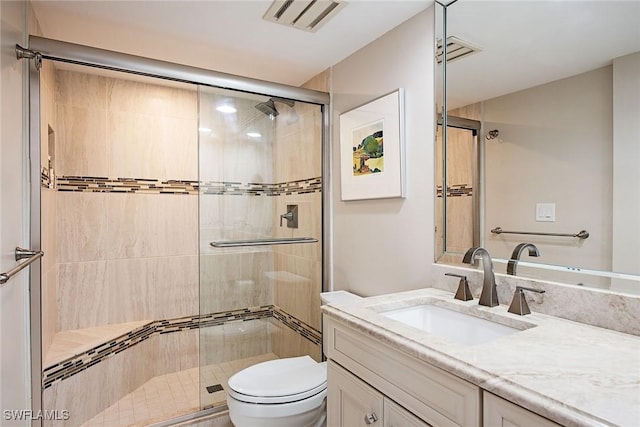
xmin=25 ymin=36 xmax=330 ymax=105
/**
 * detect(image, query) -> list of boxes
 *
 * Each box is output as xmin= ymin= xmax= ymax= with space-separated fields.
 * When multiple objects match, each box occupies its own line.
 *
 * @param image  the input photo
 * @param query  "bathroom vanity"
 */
xmin=322 ymin=288 xmax=640 ymax=427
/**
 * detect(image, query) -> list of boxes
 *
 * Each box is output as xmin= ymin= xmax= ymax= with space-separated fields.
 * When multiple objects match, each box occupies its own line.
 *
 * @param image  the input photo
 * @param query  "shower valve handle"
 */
xmin=280 ymin=212 xmax=294 ymax=227
xmin=279 ymin=205 xmax=298 ymax=228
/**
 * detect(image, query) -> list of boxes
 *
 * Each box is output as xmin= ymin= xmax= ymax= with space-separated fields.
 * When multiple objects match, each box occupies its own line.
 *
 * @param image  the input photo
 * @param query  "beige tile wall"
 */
xmin=270 ymin=318 xmax=322 ymax=363
xmin=199 ymin=250 xmax=274 ymax=315
xmin=199 ymin=319 xmax=274 ymax=369
xmin=56 ymin=193 xmax=198 ymax=330
xmin=271 ymin=99 xmax=323 ymax=358
xmin=56 ymin=70 xmax=197 ymax=181
xmin=42 ymin=189 xmax=58 ymax=354
xmin=45 ymin=68 xmax=325 ymax=425
xmin=52 ymin=67 xmax=199 ymax=335
xmin=43 ymin=329 xmax=200 ymax=427
xmin=198 ymin=90 xmax=275 ymax=185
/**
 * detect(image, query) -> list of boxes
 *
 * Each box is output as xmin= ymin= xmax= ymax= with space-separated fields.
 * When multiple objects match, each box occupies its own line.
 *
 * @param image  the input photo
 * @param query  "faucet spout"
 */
xmin=462 ymin=247 xmax=499 ymax=307
xmin=507 ymin=243 xmax=540 ymax=275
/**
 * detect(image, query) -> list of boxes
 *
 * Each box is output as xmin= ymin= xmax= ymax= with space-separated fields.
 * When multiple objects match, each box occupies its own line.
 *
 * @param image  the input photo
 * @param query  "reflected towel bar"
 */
xmin=210 ymin=237 xmax=318 ymax=248
xmin=0 ymin=247 xmax=45 ymax=285
xmin=491 ymin=227 xmax=589 ymax=239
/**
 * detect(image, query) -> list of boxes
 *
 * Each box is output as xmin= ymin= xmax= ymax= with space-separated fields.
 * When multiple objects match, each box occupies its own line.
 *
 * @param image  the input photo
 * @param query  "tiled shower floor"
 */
xmin=80 ymin=353 xmax=278 ymax=427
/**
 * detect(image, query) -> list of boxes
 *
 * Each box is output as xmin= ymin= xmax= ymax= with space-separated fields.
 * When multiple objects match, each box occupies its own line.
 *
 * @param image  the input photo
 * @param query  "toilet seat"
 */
xmin=227 ymin=356 xmax=327 ymax=404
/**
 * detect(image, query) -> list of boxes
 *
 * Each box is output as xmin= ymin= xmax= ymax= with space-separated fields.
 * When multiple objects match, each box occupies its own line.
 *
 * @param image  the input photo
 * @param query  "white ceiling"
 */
xmin=441 ymin=0 xmax=640 ymax=108
xmin=30 ymin=0 xmax=432 ymax=87
xmin=29 ymin=1 xmax=640 ymax=101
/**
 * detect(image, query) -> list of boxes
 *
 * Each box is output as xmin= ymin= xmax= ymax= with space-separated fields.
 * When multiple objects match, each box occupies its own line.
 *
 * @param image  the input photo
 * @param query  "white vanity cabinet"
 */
xmin=324 ymin=317 xmax=481 ymax=427
xmin=328 ymin=360 xmax=429 ymax=427
xmin=483 ymin=392 xmax=562 ymax=427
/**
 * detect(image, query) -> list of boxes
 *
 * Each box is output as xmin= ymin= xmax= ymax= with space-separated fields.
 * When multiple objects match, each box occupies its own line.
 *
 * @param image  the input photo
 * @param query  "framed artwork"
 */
xmin=339 ymin=89 xmax=405 ymax=201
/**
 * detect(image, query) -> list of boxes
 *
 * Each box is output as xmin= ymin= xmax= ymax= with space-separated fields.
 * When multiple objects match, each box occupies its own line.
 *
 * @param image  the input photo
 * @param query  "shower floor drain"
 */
xmin=206 ymin=384 xmax=224 ymax=394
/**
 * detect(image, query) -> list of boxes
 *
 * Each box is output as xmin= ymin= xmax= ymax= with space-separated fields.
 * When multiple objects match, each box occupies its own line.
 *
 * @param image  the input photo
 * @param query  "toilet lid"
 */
xmin=228 ymin=356 xmax=327 ymax=400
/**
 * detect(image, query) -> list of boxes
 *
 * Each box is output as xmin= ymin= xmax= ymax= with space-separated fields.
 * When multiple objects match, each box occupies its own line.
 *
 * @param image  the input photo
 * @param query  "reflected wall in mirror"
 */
xmin=435 ymin=0 xmax=640 ymax=294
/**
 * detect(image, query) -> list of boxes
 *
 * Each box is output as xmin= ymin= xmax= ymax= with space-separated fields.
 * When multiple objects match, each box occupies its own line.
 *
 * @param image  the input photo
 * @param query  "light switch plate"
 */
xmin=536 ymin=203 xmax=555 ymax=222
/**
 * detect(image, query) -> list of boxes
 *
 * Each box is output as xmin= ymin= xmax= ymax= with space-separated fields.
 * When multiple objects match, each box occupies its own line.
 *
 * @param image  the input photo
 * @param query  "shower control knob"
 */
xmin=364 ymin=412 xmax=378 ymax=424
xmin=279 ymin=211 xmax=294 ymax=226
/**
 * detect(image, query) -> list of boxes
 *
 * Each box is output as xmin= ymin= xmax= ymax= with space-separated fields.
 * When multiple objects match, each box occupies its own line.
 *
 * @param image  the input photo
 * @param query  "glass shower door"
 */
xmin=197 ymin=86 xmax=324 ymax=411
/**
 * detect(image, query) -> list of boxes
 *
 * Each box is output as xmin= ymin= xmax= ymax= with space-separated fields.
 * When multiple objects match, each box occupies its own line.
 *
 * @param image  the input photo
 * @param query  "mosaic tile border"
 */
xmin=436 ymin=184 xmax=473 ymax=198
xmin=273 ymin=307 xmax=322 ymax=346
xmin=42 ymin=305 xmax=321 ymax=389
xmin=41 ymin=167 xmax=52 ymax=189
xmin=200 ymin=177 xmax=322 ymax=196
xmin=54 ymin=176 xmax=322 ymax=196
xmin=56 ymin=176 xmax=198 ymax=195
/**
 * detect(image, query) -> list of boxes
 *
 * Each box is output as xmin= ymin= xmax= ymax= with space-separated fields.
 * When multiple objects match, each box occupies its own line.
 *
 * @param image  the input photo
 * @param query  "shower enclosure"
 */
xmin=197 ymin=87 xmax=324 ymax=410
xmin=24 ymin=37 xmax=328 ymax=426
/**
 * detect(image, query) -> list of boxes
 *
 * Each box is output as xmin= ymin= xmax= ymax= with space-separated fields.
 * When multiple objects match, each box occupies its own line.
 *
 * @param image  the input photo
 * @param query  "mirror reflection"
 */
xmin=435 ymin=0 xmax=640 ymax=294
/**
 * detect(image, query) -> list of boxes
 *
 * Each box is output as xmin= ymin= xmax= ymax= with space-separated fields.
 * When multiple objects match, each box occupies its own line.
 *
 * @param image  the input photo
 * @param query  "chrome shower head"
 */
xmin=254 ymin=97 xmax=296 ymax=118
xmin=255 ymin=99 xmax=279 ymax=118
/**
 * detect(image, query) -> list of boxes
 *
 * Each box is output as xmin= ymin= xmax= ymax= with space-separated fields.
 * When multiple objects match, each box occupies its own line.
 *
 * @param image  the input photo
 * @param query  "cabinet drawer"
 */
xmin=324 ymin=317 xmax=480 ymax=427
xmin=483 ymin=392 xmax=562 ymax=427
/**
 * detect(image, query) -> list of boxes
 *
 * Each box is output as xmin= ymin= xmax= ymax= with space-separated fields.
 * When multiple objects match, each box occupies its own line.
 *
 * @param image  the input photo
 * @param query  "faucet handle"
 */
xmin=445 ymin=273 xmax=473 ymax=301
xmin=508 ymin=286 xmax=545 ymax=316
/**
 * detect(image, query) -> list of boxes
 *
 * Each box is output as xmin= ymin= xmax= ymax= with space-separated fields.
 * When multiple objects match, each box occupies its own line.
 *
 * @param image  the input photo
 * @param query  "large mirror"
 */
xmin=435 ymin=0 xmax=640 ymax=294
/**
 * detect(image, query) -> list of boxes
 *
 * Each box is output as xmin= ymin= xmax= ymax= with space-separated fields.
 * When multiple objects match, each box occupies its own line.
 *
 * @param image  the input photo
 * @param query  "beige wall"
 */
xmin=483 ymin=66 xmax=613 ymax=282
xmin=612 ymin=52 xmax=640 ymax=292
xmin=330 ymin=7 xmax=436 ymax=296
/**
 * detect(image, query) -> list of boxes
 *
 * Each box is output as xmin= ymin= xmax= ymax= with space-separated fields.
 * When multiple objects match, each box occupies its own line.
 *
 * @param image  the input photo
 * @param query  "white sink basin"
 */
xmin=381 ymin=304 xmax=521 ymax=346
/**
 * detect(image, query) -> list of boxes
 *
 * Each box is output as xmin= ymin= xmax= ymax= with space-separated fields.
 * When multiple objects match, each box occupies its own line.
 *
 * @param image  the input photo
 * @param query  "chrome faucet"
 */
xmin=462 ymin=247 xmax=499 ymax=307
xmin=507 ymin=243 xmax=540 ymax=275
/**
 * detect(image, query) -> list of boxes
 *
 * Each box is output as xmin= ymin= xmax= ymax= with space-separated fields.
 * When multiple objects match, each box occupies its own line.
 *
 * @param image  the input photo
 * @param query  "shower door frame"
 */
xmin=436 ymin=114 xmax=482 ymax=258
xmin=25 ymin=35 xmax=331 ymax=426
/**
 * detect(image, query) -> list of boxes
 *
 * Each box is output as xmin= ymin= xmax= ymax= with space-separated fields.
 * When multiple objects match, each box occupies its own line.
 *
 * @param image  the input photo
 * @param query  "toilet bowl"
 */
xmin=226 ymin=356 xmax=327 ymax=427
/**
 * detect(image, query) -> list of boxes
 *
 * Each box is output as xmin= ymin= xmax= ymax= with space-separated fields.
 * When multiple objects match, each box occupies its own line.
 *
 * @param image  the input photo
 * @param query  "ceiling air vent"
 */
xmin=436 ymin=36 xmax=481 ymax=64
xmin=264 ymin=0 xmax=345 ymax=33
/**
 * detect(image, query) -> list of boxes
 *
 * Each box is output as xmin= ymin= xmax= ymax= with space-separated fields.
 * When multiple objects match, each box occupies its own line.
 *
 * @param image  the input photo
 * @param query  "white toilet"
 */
xmin=226 ymin=291 xmax=362 ymax=427
xmin=226 ymin=356 xmax=327 ymax=427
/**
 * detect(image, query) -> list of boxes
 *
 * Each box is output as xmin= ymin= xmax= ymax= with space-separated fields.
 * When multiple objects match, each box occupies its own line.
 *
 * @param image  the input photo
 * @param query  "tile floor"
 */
xmin=80 ymin=353 xmax=278 ymax=427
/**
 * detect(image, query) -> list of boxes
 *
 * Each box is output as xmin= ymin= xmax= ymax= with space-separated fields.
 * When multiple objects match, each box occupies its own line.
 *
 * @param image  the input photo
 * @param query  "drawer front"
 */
xmin=325 ymin=317 xmax=480 ymax=427
xmin=483 ymin=392 xmax=562 ymax=427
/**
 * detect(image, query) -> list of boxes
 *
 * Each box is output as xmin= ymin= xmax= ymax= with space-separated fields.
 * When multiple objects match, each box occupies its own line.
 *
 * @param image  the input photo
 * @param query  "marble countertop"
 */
xmin=322 ymin=288 xmax=640 ymax=427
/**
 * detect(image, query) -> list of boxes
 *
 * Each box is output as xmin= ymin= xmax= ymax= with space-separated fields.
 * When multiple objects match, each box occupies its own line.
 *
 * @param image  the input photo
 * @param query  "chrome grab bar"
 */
xmin=0 ymin=247 xmax=44 ymax=285
xmin=491 ymin=227 xmax=589 ymax=239
xmin=210 ymin=237 xmax=318 ymax=248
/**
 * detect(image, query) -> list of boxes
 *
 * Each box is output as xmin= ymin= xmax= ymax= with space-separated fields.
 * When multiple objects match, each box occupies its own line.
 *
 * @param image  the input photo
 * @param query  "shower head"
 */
xmin=254 ymin=97 xmax=296 ymax=118
xmin=255 ymin=99 xmax=279 ymax=118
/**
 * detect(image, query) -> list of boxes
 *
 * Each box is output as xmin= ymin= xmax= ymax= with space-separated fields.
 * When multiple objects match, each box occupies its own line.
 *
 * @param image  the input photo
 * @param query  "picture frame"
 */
xmin=339 ymin=88 xmax=405 ymax=201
